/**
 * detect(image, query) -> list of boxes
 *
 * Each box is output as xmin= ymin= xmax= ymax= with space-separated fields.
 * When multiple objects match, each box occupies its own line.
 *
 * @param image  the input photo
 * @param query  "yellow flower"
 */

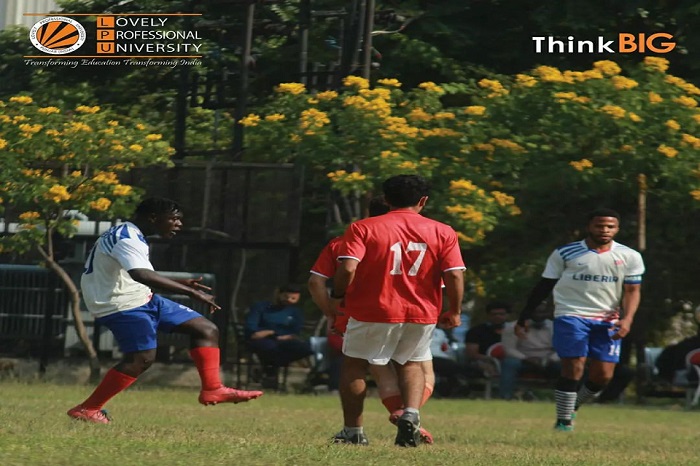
xmin=673 ymin=96 xmax=698 ymax=108
xmin=275 ymin=83 xmax=306 ymax=95
xmin=135 ymin=123 xmax=146 ymax=130
xmin=89 ymin=198 xmax=112 ymax=211
xmin=307 ymin=98 xmax=319 ymax=104
xmin=620 ymin=145 xmax=634 ymax=152
xmin=473 ymin=143 xmax=495 ymax=153
xmin=113 ymin=184 xmax=133 ymax=196
xmin=407 ymin=108 xmax=432 ymax=121
xmin=691 ymin=190 xmax=700 ymax=201
xmin=434 ymin=112 xmax=455 ymax=120
xmin=532 ymin=66 xmax=569 ymax=83
xmin=569 ymin=159 xmax=594 ymax=171
xmin=628 ymin=112 xmax=642 ymax=122
xmin=681 ymin=133 xmax=700 ymax=149
xmin=19 ymin=123 xmax=43 ymax=134
xmin=38 ymin=106 xmax=60 ymax=114
xmin=581 ymin=70 xmax=604 ymax=80
xmin=491 ymin=191 xmax=515 ymax=207
xmin=418 ymin=81 xmax=445 ymax=94
xmin=0 ymin=138 xmax=7 ymax=150
xmin=75 ymin=105 xmax=100 ymax=114
xmin=593 ymin=60 xmax=621 ymax=76
xmin=239 ymin=114 xmax=261 ymax=127
xmin=478 ymin=79 xmax=509 ymax=98
xmin=666 ymin=119 xmax=681 ymax=131
xmin=657 ymin=144 xmax=678 ymax=158
xmin=44 ymin=185 xmax=71 ymax=203
xmin=67 ymin=122 xmax=92 ymax=132
xmin=490 ymin=138 xmax=526 ymax=153
xmin=145 ymin=133 xmax=162 ymax=141
xmin=108 ymin=120 xmax=119 ymax=127
xmin=515 ymin=74 xmax=537 ymax=87
xmin=71 ymin=170 xmax=82 ymax=177
xmin=397 ymin=161 xmax=417 ymax=170
xmin=599 ymin=105 xmax=626 ymax=119
xmin=464 ymin=106 xmax=486 ymax=116
xmin=449 ymin=179 xmax=478 ymax=193
xmin=19 ymin=211 xmax=41 ymax=220
xmin=9 ymin=96 xmax=33 ymax=104
xmin=643 ymin=57 xmax=669 ymax=73
xmin=316 ymin=91 xmax=338 ymax=100
xmin=300 ymin=108 xmax=330 ymax=130
xmin=264 ymin=113 xmax=286 ymax=122
xmin=445 ymin=205 xmax=484 ymax=223
xmin=648 ymin=92 xmax=663 ymax=104
xmin=343 ymin=76 xmax=370 ymax=89
xmin=112 ymin=144 xmax=125 ymax=151
xmin=380 ymin=150 xmax=399 ymax=159
xmin=377 ymin=78 xmax=401 ymax=87
xmin=129 ymin=144 xmax=143 ymax=152
xmin=92 ymin=171 xmax=119 ymax=185
xmin=611 ymin=76 xmax=638 ymax=90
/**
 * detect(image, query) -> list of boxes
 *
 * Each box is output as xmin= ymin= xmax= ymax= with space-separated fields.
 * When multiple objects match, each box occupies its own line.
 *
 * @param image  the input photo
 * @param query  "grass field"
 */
xmin=0 ymin=381 xmax=698 ymax=466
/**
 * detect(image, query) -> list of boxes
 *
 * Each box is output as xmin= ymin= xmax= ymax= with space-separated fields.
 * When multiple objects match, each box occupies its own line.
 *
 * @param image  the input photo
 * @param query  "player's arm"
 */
xmin=332 ymin=258 xmax=358 ymax=300
xmin=439 ymin=269 xmax=464 ymax=329
xmin=516 ymin=278 xmax=558 ymax=327
xmin=613 ymin=283 xmax=641 ymax=340
xmin=128 ymin=269 xmax=221 ymax=311
xmin=308 ymin=273 xmax=334 ymax=317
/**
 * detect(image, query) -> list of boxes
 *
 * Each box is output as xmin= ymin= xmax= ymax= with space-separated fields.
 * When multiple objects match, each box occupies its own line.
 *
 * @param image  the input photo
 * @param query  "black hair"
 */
xmin=382 ymin=175 xmax=430 ymax=208
xmin=485 ymin=300 xmax=512 ymax=314
xmin=586 ymin=208 xmax=620 ymax=223
xmin=368 ymin=196 xmax=390 ymax=217
xmin=134 ymin=197 xmax=182 ymax=217
xmin=280 ymin=283 xmax=301 ymax=293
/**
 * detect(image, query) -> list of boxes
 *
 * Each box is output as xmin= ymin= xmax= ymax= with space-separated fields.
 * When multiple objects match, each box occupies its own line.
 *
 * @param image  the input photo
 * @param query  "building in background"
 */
xmin=0 ymin=0 xmax=59 ymax=30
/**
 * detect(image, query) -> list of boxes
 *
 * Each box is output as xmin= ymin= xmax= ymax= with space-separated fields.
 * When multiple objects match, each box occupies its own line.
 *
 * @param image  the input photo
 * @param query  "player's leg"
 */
xmin=392 ymin=323 xmax=433 ymax=447
xmin=162 ymin=295 xmax=262 ymax=404
xmin=67 ymin=306 xmax=159 ymax=423
xmin=552 ymin=316 xmax=591 ymax=431
xmin=576 ymin=321 xmax=620 ymax=409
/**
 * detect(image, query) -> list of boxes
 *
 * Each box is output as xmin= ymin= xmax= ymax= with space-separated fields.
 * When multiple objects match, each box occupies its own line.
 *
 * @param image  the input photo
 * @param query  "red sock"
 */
xmin=421 ymin=385 xmax=434 ymax=407
xmin=190 ymin=346 xmax=223 ymax=391
xmin=381 ymin=394 xmax=404 ymax=414
xmin=81 ymin=368 xmax=137 ymax=410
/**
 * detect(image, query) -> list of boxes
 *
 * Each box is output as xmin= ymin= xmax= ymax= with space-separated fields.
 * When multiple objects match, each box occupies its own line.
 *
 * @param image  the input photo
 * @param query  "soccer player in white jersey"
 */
xmin=515 ymin=208 xmax=644 ymax=431
xmin=67 ymin=197 xmax=262 ymax=423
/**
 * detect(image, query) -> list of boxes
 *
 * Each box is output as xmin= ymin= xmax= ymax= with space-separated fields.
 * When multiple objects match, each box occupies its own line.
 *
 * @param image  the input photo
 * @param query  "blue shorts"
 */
xmin=96 ymin=295 xmax=202 ymax=353
xmin=552 ymin=316 xmax=621 ymax=363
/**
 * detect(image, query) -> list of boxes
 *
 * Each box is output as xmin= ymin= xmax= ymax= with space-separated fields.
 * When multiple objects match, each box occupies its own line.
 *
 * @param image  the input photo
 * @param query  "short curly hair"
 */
xmin=382 ymin=175 xmax=431 ymax=208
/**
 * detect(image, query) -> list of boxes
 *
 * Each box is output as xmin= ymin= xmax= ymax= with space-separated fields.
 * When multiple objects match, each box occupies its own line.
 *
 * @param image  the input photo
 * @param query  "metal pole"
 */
xmin=361 ymin=0 xmax=375 ymax=79
xmin=299 ymin=0 xmax=311 ymax=84
xmin=232 ymin=1 xmax=256 ymax=158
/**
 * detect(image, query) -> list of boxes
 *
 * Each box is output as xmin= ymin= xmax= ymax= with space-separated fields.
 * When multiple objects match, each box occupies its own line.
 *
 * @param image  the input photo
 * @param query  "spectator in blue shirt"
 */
xmin=245 ymin=284 xmax=313 ymax=387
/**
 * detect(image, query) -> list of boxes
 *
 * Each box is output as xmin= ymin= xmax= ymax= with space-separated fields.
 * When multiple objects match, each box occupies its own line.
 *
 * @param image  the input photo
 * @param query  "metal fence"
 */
xmin=0 ymin=264 xmax=69 ymax=372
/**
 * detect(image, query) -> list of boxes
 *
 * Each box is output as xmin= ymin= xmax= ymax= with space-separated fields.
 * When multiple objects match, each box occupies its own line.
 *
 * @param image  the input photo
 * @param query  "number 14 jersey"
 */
xmin=337 ymin=210 xmax=465 ymax=324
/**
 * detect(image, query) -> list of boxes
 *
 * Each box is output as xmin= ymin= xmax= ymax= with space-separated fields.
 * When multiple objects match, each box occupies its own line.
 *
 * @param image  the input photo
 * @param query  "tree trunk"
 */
xmin=38 ymin=246 xmax=101 ymax=382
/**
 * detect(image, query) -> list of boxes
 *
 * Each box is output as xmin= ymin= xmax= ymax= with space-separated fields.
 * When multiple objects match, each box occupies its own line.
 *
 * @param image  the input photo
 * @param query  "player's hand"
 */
xmin=612 ymin=318 xmax=631 ymax=340
xmin=438 ymin=311 xmax=461 ymax=329
xmin=182 ymin=276 xmax=212 ymax=291
xmin=514 ymin=321 xmax=529 ymax=338
xmin=192 ymin=289 xmax=221 ymax=313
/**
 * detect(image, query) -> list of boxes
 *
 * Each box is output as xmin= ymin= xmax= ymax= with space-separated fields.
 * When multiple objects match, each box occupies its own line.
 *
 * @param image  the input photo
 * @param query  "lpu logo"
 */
xmin=29 ymin=16 xmax=86 ymax=54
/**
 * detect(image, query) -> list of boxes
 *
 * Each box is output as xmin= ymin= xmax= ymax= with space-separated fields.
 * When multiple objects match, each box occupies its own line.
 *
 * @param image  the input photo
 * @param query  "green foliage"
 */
xmin=0 ymin=95 xmax=173 ymax=255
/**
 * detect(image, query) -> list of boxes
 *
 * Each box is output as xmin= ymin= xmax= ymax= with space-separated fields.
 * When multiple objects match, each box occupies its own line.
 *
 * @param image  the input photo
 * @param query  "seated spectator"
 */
xmin=464 ymin=301 xmax=510 ymax=378
xmin=430 ymin=323 xmax=468 ymax=397
xmin=500 ymin=302 xmax=560 ymax=400
xmin=245 ymin=284 xmax=313 ymax=388
xmin=655 ymin=328 xmax=700 ymax=383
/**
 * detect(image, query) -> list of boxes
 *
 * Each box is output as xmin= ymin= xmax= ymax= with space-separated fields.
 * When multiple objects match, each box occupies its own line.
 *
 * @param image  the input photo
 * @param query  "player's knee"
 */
xmin=122 ymin=350 xmax=156 ymax=373
xmin=196 ymin=320 xmax=219 ymax=343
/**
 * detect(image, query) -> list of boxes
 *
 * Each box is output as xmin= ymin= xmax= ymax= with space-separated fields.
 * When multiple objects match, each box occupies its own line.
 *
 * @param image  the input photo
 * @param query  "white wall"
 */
xmin=0 ymin=0 xmax=60 ymax=30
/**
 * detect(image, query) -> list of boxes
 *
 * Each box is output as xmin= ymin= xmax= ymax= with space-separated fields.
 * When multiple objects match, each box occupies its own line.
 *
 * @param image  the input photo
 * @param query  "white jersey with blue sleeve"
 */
xmin=542 ymin=240 xmax=644 ymax=320
xmin=80 ymin=222 xmax=153 ymax=317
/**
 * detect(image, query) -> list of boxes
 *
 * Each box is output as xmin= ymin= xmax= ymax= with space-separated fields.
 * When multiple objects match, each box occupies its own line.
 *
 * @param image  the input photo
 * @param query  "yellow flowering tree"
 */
xmin=240 ymin=76 xmax=523 ymax=243
xmin=0 ymin=95 xmax=173 ymax=377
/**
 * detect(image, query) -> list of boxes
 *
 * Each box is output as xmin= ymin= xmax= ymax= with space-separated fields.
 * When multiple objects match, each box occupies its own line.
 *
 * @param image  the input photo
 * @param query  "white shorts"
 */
xmin=342 ymin=317 xmax=435 ymax=365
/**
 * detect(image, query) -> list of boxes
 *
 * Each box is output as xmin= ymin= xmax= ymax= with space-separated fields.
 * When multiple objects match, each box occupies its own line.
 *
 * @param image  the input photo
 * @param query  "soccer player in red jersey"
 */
xmin=329 ymin=175 xmax=465 ymax=447
xmin=308 ymin=198 xmax=436 ymax=445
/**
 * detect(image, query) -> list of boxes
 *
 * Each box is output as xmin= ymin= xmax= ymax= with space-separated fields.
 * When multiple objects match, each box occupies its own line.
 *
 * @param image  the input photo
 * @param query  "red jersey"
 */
xmin=309 ymin=237 xmax=350 ymax=333
xmin=337 ymin=210 xmax=465 ymax=324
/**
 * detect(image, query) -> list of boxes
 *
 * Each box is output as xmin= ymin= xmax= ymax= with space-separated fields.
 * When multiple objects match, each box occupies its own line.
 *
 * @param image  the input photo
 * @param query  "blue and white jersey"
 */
xmin=542 ymin=240 xmax=645 ymax=320
xmin=81 ymin=222 xmax=153 ymax=317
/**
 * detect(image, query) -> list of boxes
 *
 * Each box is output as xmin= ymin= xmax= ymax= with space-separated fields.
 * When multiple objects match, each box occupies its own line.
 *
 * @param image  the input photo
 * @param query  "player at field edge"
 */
xmin=308 ymin=197 xmax=436 ymax=445
xmin=67 ymin=197 xmax=262 ymax=424
xmin=515 ymin=208 xmax=644 ymax=431
xmin=329 ymin=175 xmax=465 ymax=447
